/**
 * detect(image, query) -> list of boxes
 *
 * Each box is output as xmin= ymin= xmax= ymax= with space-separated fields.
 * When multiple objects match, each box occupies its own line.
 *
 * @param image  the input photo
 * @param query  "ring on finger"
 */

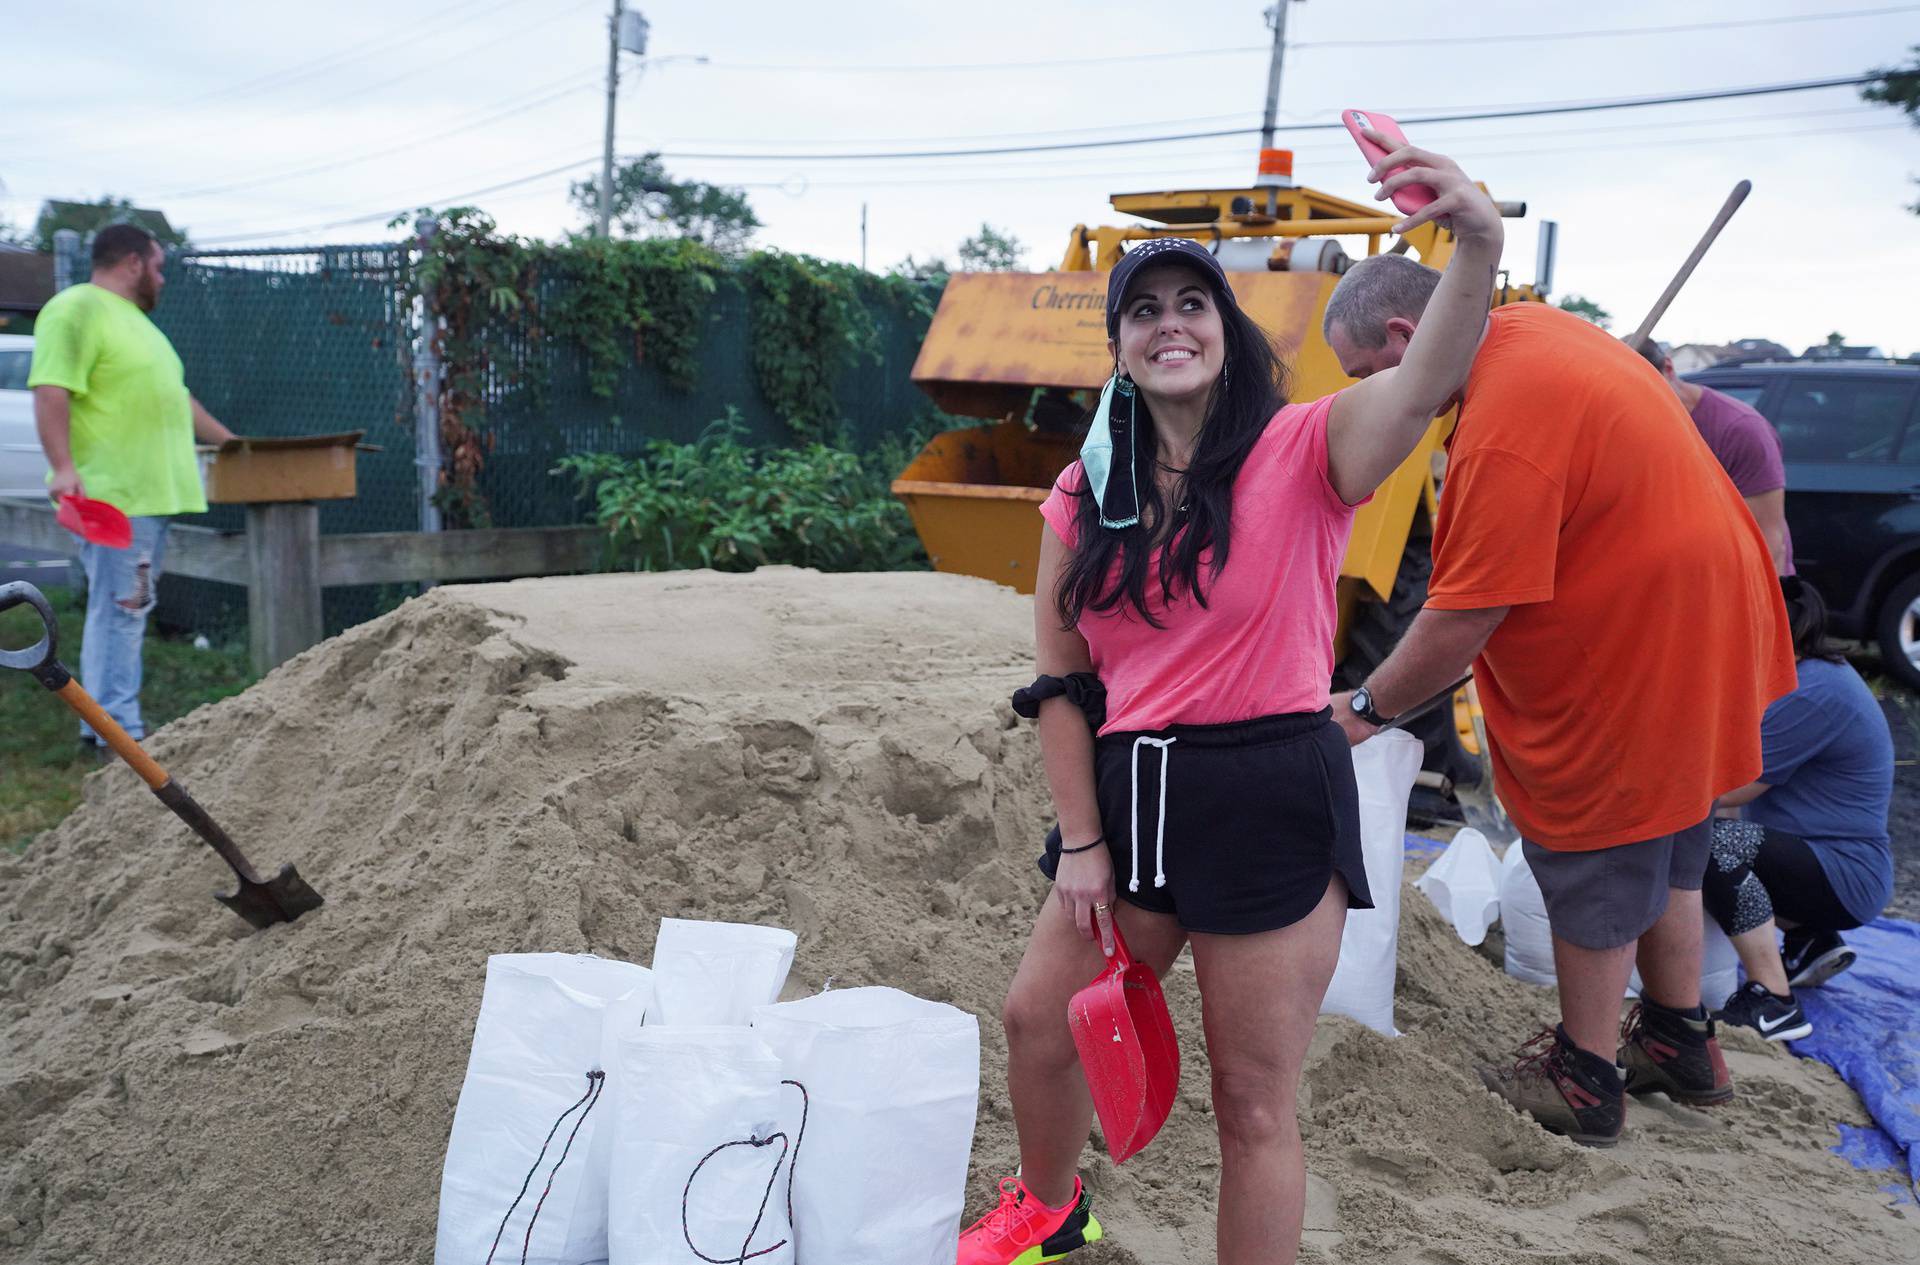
xmin=1093 ymin=902 xmax=1111 ymax=912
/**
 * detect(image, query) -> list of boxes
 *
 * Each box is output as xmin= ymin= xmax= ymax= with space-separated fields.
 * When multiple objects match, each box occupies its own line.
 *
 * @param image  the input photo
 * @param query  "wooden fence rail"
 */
xmin=0 ymin=499 xmax=604 ymax=675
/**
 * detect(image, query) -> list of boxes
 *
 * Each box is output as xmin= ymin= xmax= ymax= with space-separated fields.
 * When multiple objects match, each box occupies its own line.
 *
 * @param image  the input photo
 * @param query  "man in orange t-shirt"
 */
xmin=1320 ymin=256 xmax=1794 ymax=1147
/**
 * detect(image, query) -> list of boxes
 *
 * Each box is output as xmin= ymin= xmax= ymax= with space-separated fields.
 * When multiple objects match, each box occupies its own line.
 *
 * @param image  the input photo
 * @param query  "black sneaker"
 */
xmin=1782 ymin=929 xmax=1856 ymax=990
xmin=1715 ymin=980 xmax=1812 ymax=1043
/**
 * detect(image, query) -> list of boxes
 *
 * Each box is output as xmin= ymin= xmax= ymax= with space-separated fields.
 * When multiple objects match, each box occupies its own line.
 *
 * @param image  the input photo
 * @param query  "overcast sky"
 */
xmin=3 ymin=0 xmax=1916 ymax=355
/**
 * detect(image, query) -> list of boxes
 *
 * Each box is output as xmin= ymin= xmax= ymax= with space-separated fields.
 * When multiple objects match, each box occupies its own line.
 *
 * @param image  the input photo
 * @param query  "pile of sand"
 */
xmin=0 ymin=569 xmax=1910 ymax=1262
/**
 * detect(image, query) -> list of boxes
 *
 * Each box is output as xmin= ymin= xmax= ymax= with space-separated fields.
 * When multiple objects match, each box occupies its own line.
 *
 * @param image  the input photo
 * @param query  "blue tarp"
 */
xmin=1406 ymin=834 xmax=1919 ymax=1198
xmin=1789 ymin=917 xmax=1920 ymax=1199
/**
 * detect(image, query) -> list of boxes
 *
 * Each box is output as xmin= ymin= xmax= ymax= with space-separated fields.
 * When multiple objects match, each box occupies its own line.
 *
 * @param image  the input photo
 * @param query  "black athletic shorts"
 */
xmin=1039 ymin=709 xmax=1371 ymax=935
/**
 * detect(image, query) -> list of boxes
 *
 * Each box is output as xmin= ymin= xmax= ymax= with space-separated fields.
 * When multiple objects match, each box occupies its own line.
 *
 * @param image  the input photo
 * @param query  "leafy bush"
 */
xmin=557 ymin=414 xmax=928 ymax=574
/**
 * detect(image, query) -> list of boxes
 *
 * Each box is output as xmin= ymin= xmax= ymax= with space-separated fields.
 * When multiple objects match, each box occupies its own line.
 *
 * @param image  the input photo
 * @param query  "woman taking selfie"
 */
xmin=958 ymin=135 xmax=1504 ymax=1265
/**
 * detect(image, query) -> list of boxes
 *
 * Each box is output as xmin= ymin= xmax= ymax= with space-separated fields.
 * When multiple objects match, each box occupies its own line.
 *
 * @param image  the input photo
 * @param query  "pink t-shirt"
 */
xmin=1039 ymin=393 xmax=1358 ymax=735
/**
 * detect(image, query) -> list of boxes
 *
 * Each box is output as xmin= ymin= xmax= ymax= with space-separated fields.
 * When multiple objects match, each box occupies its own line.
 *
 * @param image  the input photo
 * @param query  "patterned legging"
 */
xmin=1700 ymin=819 xmax=1861 ymax=937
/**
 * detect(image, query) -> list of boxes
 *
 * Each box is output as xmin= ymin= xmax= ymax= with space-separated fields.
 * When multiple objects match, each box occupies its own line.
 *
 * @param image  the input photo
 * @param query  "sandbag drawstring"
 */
xmin=1128 ymin=736 xmax=1176 ymax=892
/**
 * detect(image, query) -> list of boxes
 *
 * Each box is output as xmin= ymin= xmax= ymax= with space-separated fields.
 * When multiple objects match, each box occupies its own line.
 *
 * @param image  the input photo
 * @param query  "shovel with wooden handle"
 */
xmin=1625 ymin=179 xmax=1752 ymax=355
xmin=0 ymin=580 xmax=323 ymax=930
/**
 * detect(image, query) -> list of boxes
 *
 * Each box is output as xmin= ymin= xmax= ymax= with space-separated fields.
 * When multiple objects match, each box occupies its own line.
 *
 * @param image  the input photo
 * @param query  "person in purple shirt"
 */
xmin=1637 ymin=341 xmax=1793 ymax=575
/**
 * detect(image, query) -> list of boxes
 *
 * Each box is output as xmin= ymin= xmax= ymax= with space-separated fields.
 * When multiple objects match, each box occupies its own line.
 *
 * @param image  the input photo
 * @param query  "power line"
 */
xmin=648 ymin=75 xmax=1880 ymax=162
xmin=697 ymin=120 xmax=1909 ymax=192
xmin=0 ymin=0 xmax=533 ymax=151
xmin=165 ymin=0 xmax=537 ymax=110
xmin=657 ymin=104 xmax=1885 ymax=185
xmin=1294 ymin=3 xmax=1920 ymax=49
xmin=642 ymin=111 xmax=1268 ymax=150
xmin=702 ymin=45 xmax=1264 ymax=74
xmin=170 ymin=140 xmax=585 ymax=234
xmin=191 ymin=104 xmax=1907 ymax=248
xmin=5 ymin=0 xmax=585 ymax=166
xmin=193 ymin=154 xmax=602 ymax=246
xmin=685 ymin=5 xmax=1920 ymax=73
xmin=155 ymin=71 xmax=601 ymax=201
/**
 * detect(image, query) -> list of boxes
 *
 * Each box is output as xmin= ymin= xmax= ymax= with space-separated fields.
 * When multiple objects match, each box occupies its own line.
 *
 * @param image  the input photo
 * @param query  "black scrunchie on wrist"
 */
xmin=1012 ymin=672 xmax=1107 ymax=731
xmin=1057 ymin=837 xmax=1104 ymax=855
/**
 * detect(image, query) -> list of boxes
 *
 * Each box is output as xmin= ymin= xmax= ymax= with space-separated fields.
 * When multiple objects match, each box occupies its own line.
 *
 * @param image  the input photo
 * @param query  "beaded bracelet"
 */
xmin=1058 ymin=837 xmax=1105 ymax=855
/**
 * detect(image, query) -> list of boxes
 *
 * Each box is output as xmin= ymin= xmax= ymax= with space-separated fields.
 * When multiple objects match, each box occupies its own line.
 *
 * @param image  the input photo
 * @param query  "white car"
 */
xmin=0 ymin=333 xmax=48 ymax=499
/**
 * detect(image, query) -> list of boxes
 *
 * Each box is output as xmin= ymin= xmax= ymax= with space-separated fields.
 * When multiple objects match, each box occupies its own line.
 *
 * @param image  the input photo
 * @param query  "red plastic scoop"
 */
xmin=1067 ymin=913 xmax=1179 ymax=1164
xmin=56 ymin=495 xmax=133 ymax=549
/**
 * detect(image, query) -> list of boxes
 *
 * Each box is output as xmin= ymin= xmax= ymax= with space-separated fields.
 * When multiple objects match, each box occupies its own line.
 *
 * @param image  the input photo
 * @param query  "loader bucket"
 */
xmin=898 ymin=269 xmax=1442 ymax=601
xmin=890 ymin=421 xmax=1082 ymax=595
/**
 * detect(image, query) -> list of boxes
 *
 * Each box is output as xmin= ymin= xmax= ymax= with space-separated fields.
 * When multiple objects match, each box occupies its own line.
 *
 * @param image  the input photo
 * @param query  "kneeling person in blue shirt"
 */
xmin=1707 ymin=577 xmax=1895 ymax=1041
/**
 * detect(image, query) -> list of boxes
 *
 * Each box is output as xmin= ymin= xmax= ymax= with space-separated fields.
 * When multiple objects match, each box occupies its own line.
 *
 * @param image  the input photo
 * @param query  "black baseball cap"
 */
xmin=1105 ymin=237 xmax=1236 ymax=337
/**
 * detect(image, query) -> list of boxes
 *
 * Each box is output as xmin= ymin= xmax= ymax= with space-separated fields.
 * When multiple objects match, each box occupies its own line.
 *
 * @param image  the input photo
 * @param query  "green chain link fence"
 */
xmin=150 ymin=241 xmax=947 ymax=640
xmin=154 ymin=244 xmax=414 ymax=639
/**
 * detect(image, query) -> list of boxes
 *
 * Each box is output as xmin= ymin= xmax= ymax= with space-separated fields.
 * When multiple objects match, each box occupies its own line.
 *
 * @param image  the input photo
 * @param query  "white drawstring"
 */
xmin=1128 ymin=736 xmax=1176 ymax=892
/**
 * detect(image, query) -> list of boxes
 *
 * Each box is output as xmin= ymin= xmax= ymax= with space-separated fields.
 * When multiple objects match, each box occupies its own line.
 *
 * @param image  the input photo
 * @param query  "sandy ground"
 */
xmin=1 ymin=568 xmax=1912 ymax=1262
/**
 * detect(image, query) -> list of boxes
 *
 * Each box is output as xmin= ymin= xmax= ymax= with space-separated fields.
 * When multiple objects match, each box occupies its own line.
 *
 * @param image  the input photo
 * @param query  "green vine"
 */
xmin=547 ymin=236 xmax=723 ymax=395
xmin=399 ymin=206 xmax=530 ymax=528
xmin=397 ymin=211 xmax=945 ymax=521
xmin=741 ymin=250 xmax=881 ymax=441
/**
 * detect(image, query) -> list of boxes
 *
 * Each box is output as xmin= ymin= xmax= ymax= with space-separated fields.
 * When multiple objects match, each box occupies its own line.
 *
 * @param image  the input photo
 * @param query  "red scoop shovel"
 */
xmin=1067 ymin=912 xmax=1179 ymax=1164
xmin=56 ymin=494 xmax=133 ymax=549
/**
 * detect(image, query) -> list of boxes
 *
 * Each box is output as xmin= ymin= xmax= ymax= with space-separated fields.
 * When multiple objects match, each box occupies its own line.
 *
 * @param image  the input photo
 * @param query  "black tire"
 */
xmin=1335 ymin=535 xmax=1482 ymax=790
xmin=1875 ymin=570 xmax=1920 ymax=691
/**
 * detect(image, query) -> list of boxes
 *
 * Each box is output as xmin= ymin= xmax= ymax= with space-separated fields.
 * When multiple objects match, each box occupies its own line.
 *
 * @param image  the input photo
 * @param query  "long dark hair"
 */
xmin=1057 ymin=286 xmax=1288 ymax=629
xmin=1782 ymin=576 xmax=1845 ymax=664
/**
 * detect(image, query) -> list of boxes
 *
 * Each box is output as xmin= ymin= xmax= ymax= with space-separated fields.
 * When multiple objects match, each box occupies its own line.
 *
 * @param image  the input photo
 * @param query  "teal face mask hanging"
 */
xmin=1081 ymin=374 xmax=1141 ymax=530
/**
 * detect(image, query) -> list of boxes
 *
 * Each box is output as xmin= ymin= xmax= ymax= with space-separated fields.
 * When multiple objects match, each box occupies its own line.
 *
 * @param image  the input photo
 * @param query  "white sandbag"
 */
xmin=1700 ymin=919 xmax=1741 ymax=1009
xmin=752 ymin=987 xmax=980 ymax=1265
xmin=648 ymin=918 xmax=798 ymax=1026
xmin=1498 ymin=839 xmax=1559 ymax=986
xmin=1321 ymin=729 xmax=1424 ymax=1036
xmin=1630 ymin=917 xmax=1742 ymax=1009
xmin=1415 ymin=827 xmax=1501 ymax=946
xmin=1502 ymin=843 xmax=1743 ymax=1005
xmin=436 ymin=952 xmax=653 ymax=1265
xmin=606 ymin=1027 xmax=801 ymax=1265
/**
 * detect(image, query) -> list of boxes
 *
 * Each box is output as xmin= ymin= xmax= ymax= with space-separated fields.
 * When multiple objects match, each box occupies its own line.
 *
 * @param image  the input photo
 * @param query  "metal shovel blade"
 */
xmin=1453 ymin=781 xmax=1519 ymax=847
xmin=215 ymin=863 xmax=326 ymax=930
xmin=1451 ymin=679 xmax=1519 ymax=846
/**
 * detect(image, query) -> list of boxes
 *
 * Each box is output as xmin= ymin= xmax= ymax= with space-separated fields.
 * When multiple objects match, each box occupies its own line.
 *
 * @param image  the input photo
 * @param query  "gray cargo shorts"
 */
xmin=1521 ymin=817 xmax=1712 ymax=951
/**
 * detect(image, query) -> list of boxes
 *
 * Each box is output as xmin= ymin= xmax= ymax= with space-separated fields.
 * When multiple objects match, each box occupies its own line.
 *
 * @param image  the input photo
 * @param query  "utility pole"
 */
xmin=1260 ymin=2 xmax=1297 ymax=152
xmin=597 ymin=0 xmax=623 ymax=238
xmin=860 ymin=202 xmax=868 ymax=271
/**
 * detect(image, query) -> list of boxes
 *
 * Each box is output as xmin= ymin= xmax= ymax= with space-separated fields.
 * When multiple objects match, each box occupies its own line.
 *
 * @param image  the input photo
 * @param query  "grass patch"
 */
xmin=1 ymin=585 xmax=253 ymax=853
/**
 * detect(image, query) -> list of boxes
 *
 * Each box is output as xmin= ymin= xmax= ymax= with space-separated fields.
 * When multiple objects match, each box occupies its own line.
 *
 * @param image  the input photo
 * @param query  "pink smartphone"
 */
xmin=1343 ymin=109 xmax=1436 ymax=218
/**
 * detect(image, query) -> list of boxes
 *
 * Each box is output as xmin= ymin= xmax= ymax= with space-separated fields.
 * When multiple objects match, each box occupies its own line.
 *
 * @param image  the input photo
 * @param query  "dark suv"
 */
xmin=1686 ymin=360 xmax=1920 ymax=686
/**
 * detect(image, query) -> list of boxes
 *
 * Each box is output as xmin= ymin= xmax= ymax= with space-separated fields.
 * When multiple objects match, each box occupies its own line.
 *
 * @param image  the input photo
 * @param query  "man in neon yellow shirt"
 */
xmin=28 ymin=224 xmax=234 ymax=749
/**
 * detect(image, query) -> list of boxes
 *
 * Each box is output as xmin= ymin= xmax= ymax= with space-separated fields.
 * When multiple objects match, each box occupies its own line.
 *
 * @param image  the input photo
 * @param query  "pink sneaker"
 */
xmin=956 ymin=1175 xmax=1103 ymax=1265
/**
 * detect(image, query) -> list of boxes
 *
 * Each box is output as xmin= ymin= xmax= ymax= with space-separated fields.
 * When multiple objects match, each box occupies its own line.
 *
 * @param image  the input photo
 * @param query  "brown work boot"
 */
xmin=1619 ymin=999 xmax=1734 ymax=1106
xmin=1478 ymin=1026 xmax=1625 ymax=1147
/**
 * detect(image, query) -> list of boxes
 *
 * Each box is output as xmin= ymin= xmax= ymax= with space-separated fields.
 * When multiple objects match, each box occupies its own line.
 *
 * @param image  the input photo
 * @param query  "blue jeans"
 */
xmin=75 ymin=516 xmax=169 ymax=742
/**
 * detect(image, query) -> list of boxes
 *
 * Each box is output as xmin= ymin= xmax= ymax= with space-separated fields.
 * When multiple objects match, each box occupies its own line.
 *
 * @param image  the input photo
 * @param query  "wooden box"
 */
xmin=201 ymin=431 xmax=373 ymax=505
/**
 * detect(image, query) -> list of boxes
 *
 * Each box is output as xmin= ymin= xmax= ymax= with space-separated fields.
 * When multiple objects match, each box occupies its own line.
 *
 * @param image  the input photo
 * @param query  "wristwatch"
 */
xmin=1349 ymin=685 xmax=1390 ymax=727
